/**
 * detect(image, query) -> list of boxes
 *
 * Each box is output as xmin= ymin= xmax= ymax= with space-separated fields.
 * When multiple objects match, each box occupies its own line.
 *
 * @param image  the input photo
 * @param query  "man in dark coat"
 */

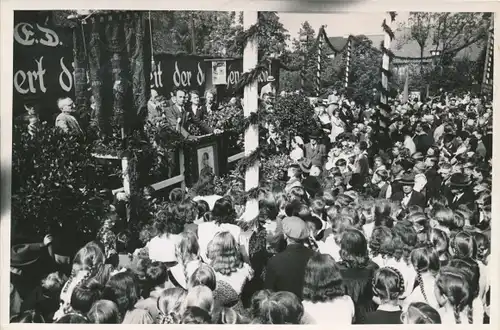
xmin=264 ymin=216 xmax=314 ymax=300
xmin=163 ymin=89 xmax=219 ymax=138
xmin=391 ymin=173 xmax=426 ymax=210
xmin=446 ymin=173 xmax=475 ymax=210
xmin=304 ymin=130 xmax=327 ymax=168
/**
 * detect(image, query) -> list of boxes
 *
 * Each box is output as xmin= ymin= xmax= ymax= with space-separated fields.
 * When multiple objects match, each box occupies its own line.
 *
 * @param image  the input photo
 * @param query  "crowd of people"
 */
xmin=10 ymin=87 xmax=492 ymax=324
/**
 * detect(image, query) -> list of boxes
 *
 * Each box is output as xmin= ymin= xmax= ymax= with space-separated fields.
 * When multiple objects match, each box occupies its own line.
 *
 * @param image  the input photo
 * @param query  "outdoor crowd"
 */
xmin=10 ymin=89 xmax=493 ymax=325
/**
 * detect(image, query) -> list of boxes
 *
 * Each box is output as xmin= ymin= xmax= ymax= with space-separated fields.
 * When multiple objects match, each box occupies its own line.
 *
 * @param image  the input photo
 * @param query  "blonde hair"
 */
xmin=157 ymin=288 xmax=187 ymax=324
xmin=175 ymin=232 xmax=200 ymax=285
xmin=183 ymin=285 xmax=214 ymax=315
xmin=206 ymin=231 xmax=243 ymax=275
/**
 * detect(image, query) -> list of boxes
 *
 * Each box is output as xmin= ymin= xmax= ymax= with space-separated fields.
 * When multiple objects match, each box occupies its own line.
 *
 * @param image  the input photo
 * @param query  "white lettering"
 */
xmin=173 ymin=61 xmax=181 ymax=87
xmin=197 ymin=62 xmax=205 ymax=86
xmin=181 ymin=71 xmax=191 ymax=86
xmin=59 ymin=57 xmax=73 ymax=92
xmin=34 ymin=57 xmax=47 ymax=93
xmin=14 ymin=71 xmax=29 ymax=94
xmin=37 ymin=24 xmax=60 ymax=47
xmin=14 ymin=23 xmax=35 ymax=46
xmin=227 ymin=71 xmax=240 ymax=85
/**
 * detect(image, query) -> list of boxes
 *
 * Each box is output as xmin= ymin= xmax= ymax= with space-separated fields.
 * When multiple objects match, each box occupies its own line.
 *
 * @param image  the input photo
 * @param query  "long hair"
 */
xmin=303 ymin=253 xmax=344 ymax=303
xmin=435 ymin=267 xmax=472 ymax=324
xmin=157 ymin=288 xmax=187 ymax=324
xmin=369 ymin=226 xmax=392 ymax=258
xmin=207 ymin=231 xmax=243 ymax=276
xmin=188 ymin=264 xmax=216 ymax=291
xmin=428 ymin=228 xmax=450 ymax=266
xmin=339 ymin=228 xmax=369 ymax=268
xmin=404 ymin=302 xmax=441 ymax=324
xmin=87 ymin=300 xmax=120 ymax=324
xmin=181 ymin=306 xmax=212 ymax=324
xmin=175 ymin=231 xmax=200 ymax=284
xmin=102 ymin=270 xmax=140 ymax=317
xmin=472 ymin=232 xmax=490 ymax=264
xmin=155 ymin=204 xmax=184 ymax=235
xmin=391 ymin=221 xmax=417 ymax=264
xmin=450 ymin=231 xmax=478 ymax=260
xmin=410 ymin=247 xmax=440 ymax=303
xmin=372 ymin=267 xmax=405 ymax=302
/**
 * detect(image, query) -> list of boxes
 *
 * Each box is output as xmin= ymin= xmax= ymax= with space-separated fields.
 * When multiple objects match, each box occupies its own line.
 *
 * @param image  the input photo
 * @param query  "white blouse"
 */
xmin=197 ymin=222 xmax=241 ymax=263
xmin=302 ymin=295 xmax=355 ymax=324
xmin=402 ymin=272 xmax=439 ymax=311
xmin=438 ymin=298 xmax=484 ymax=324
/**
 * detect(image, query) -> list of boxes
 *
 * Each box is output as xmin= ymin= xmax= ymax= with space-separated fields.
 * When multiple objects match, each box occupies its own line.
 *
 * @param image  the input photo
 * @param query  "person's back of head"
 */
xmin=251 ymin=291 xmax=303 ymax=324
xmin=71 ymin=277 xmax=104 ymax=315
xmin=169 ymin=188 xmax=185 ymax=203
xmin=181 ymin=306 xmax=212 ymax=324
xmin=87 ymin=300 xmax=120 ymax=324
xmin=55 ymin=313 xmax=90 ymax=323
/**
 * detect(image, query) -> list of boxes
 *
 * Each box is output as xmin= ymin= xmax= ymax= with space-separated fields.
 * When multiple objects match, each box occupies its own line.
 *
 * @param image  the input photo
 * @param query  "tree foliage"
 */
xmin=12 ymin=123 xmax=111 ymax=242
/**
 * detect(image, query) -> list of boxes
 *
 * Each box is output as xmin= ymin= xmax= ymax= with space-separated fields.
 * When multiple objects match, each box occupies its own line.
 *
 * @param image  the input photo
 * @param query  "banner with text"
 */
xmin=150 ymin=54 xmax=209 ymax=96
xmin=13 ymin=16 xmax=74 ymax=121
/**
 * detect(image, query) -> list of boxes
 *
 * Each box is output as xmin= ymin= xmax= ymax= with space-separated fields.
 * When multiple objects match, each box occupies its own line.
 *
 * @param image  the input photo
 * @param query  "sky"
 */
xmin=278 ymin=12 xmax=410 ymax=42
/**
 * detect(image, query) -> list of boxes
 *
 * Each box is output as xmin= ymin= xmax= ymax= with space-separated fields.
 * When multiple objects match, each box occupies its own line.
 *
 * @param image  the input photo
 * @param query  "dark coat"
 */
xmin=391 ymin=190 xmax=426 ymax=209
xmin=264 ymin=243 xmax=314 ymax=300
xmin=304 ymin=143 xmax=327 ymax=167
xmin=189 ymin=105 xmax=214 ymax=134
xmin=446 ymin=189 xmax=475 ymax=210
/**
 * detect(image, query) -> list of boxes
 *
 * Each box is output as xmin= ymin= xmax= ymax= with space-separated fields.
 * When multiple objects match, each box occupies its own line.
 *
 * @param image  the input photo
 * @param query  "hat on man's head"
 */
xmin=309 ymin=129 xmax=322 ymax=140
xmin=267 ymin=76 xmax=276 ymax=82
xmin=449 ymin=173 xmax=471 ymax=189
xmin=399 ymin=172 xmax=416 ymax=185
xmin=11 ymin=243 xmax=44 ymax=267
xmin=282 ymin=216 xmax=310 ymax=240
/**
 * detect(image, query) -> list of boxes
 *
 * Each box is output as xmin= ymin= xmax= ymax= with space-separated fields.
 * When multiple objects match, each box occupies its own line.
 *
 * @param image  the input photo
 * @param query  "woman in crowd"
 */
xmin=11 ymin=91 xmax=491 ymax=324
xmin=301 ymin=253 xmax=354 ymax=324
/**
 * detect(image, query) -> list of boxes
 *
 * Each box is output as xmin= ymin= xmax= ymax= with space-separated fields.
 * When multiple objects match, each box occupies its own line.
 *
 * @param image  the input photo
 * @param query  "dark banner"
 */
xmin=13 ymin=13 xmax=74 ymax=122
xmin=150 ymin=54 xmax=209 ymax=96
xmin=225 ymin=59 xmax=243 ymax=96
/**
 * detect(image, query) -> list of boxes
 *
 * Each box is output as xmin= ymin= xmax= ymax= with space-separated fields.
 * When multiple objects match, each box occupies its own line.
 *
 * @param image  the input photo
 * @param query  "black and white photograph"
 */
xmin=2 ymin=4 xmax=496 ymax=326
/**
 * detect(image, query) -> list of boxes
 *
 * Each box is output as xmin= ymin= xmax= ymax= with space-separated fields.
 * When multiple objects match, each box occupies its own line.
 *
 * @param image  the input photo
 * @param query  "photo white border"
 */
xmin=1 ymin=1 xmax=499 ymax=329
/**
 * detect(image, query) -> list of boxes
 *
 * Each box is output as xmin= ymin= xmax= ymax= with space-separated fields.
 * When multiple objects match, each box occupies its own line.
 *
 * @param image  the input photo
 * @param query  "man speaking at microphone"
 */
xmin=163 ymin=88 xmax=222 ymax=139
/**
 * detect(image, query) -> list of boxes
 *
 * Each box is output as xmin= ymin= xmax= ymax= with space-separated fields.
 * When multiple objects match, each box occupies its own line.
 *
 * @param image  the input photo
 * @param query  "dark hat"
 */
xmin=11 ymin=243 xmax=44 ymax=267
xmin=449 ymin=173 xmax=471 ymax=189
xmin=299 ymin=159 xmax=312 ymax=173
xmin=282 ymin=216 xmax=310 ymax=240
xmin=309 ymin=129 xmax=322 ymax=140
xmin=399 ymin=172 xmax=415 ymax=185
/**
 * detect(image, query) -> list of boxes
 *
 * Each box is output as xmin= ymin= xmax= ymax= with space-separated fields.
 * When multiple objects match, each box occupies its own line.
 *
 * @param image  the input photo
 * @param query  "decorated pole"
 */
xmin=379 ymin=12 xmax=396 ymax=129
xmin=344 ymin=37 xmax=352 ymax=89
xmin=243 ymin=11 xmax=259 ymax=212
xmin=481 ymin=16 xmax=494 ymax=96
xmin=316 ymin=27 xmax=323 ymax=96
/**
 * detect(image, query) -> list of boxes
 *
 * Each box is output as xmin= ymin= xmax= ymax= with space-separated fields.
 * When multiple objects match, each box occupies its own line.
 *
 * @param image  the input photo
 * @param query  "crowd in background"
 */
xmin=10 ymin=88 xmax=492 ymax=324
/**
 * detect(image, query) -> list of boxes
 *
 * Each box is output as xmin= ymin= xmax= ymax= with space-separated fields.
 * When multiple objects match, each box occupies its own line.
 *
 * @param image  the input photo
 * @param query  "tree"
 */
xmin=257 ymin=12 xmax=290 ymax=58
xmin=400 ymin=13 xmax=432 ymax=73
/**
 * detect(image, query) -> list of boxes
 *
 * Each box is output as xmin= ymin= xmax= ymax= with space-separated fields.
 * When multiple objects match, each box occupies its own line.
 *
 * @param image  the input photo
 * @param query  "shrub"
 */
xmin=11 ymin=122 xmax=109 ymax=241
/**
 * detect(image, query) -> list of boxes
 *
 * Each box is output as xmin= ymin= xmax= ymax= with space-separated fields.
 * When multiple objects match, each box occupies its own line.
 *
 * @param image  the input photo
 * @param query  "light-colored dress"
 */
xmin=330 ymin=116 xmax=345 ymax=142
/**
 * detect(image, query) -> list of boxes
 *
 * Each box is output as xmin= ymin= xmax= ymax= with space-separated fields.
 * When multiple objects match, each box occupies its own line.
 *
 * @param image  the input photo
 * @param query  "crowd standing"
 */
xmin=10 ymin=87 xmax=492 ymax=324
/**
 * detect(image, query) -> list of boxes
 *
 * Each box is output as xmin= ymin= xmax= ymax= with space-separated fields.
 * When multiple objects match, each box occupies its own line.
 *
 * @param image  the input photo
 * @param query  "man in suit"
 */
xmin=304 ymin=130 xmax=327 ymax=168
xmin=353 ymin=141 xmax=370 ymax=183
xmin=446 ymin=173 xmax=475 ymax=210
xmin=264 ymin=216 xmax=314 ymax=300
xmin=163 ymin=89 xmax=220 ymax=138
xmin=391 ymin=173 xmax=426 ymax=210
xmin=339 ymin=101 xmax=354 ymax=130
xmin=188 ymin=90 xmax=214 ymax=134
xmin=55 ymin=97 xmax=83 ymax=136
